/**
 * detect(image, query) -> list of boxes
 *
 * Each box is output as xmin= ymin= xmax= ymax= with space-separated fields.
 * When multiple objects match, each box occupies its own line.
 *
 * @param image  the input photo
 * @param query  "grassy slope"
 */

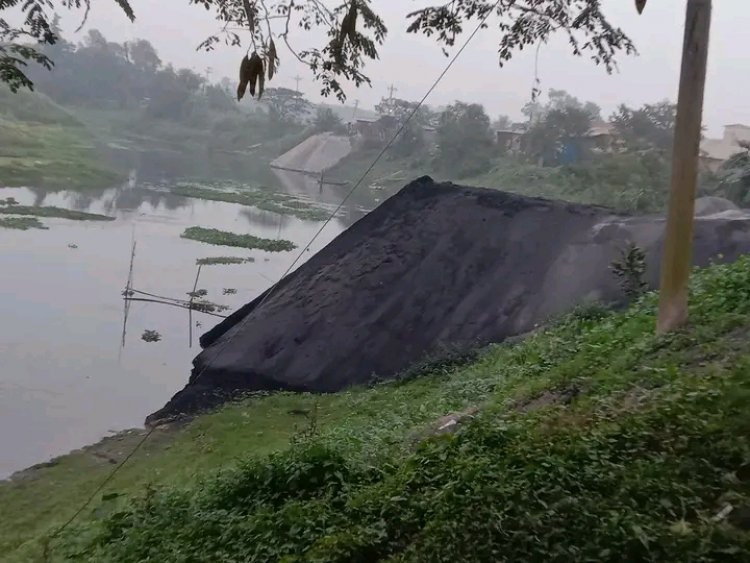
xmin=0 ymin=87 xmax=124 ymax=190
xmin=326 ymin=148 xmax=430 ymax=192
xmin=1 ymin=258 xmax=749 ymax=561
xmin=328 ymin=148 xmax=672 ymax=213
xmin=462 ymin=154 xmax=670 ymax=212
xmin=0 ymin=119 xmax=123 ymax=190
xmin=0 ymin=87 xmax=310 ymax=192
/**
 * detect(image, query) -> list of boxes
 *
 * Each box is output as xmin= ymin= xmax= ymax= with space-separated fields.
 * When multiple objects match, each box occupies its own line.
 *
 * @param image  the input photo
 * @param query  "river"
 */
xmin=0 ymin=165 xmax=370 ymax=478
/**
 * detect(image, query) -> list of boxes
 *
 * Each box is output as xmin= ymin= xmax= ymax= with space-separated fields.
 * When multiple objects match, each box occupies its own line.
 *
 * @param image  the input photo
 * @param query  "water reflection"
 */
xmin=21 ymin=177 xmax=188 ymax=216
xmin=15 ymin=162 xmax=377 ymax=230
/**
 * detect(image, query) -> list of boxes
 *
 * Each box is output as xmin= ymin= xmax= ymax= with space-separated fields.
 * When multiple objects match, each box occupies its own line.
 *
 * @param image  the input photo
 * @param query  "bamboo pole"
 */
xmin=123 ymin=297 xmax=228 ymax=319
xmin=656 ymin=0 xmax=712 ymax=334
xmin=189 ymin=265 xmax=203 ymax=348
xmin=120 ymin=237 xmax=137 ymax=348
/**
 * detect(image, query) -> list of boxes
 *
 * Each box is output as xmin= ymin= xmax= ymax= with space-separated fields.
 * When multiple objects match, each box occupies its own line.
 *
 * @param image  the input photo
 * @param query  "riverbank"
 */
xmin=3 ymin=256 xmax=750 ymax=561
xmin=0 ymin=88 xmax=312 ymax=192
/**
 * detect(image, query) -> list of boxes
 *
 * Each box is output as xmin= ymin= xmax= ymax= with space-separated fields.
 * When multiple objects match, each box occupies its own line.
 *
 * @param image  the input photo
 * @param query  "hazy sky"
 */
xmin=53 ymin=0 xmax=749 ymax=137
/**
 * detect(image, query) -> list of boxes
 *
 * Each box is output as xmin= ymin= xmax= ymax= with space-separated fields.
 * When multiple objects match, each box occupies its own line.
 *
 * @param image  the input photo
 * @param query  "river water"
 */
xmin=0 ymin=165 xmax=369 ymax=478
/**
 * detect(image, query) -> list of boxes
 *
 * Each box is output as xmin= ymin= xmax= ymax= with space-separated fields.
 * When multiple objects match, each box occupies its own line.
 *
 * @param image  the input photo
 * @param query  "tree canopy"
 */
xmin=263 ymin=86 xmax=313 ymax=124
xmin=2 ymin=1 xmax=635 ymax=100
xmin=610 ymin=101 xmax=677 ymax=153
xmin=436 ymin=101 xmax=493 ymax=176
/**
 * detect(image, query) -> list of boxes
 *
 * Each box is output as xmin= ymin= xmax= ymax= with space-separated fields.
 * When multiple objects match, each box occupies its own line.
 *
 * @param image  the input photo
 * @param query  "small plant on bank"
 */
xmin=610 ymin=242 xmax=648 ymax=299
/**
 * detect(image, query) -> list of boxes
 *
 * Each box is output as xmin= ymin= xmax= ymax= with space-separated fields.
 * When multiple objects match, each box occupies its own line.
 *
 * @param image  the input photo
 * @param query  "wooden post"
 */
xmin=656 ymin=0 xmax=712 ymax=334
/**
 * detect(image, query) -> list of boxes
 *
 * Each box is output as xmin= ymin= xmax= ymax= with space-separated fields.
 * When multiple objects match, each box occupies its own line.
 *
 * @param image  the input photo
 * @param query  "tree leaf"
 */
xmin=635 ymin=0 xmax=647 ymax=14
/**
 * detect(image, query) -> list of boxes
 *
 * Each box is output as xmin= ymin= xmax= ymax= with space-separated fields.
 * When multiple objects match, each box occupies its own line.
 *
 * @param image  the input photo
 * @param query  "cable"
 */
xmin=47 ymin=0 xmax=502 ymax=544
xmin=49 ymin=427 xmax=155 ymax=540
xmin=190 ymin=0 xmax=504 ymax=348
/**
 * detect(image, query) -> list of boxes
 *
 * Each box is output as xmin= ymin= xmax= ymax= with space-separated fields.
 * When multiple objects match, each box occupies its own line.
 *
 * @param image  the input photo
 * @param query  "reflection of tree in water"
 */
xmin=270 ymin=168 xmax=370 ymax=229
xmin=26 ymin=181 xmax=190 ymax=215
xmin=27 ymin=187 xmax=48 ymax=207
xmin=22 ymin=148 xmax=375 ymax=228
xmin=106 ymin=146 xmax=281 ymax=189
xmin=105 ymin=186 xmax=189 ymax=214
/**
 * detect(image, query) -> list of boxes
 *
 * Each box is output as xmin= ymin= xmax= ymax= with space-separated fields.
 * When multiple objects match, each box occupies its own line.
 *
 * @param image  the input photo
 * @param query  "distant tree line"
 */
xmin=25 ymin=24 xmax=235 ymax=124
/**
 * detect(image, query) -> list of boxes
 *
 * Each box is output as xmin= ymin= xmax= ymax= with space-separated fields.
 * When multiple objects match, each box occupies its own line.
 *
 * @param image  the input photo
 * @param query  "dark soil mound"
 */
xmin=147 ymin=177 xmax=750 ymax=425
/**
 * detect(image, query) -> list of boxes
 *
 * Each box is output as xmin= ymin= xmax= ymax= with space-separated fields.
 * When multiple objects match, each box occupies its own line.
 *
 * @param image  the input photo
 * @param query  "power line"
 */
xmin=47 ymin=0 xmax=503 ymax=546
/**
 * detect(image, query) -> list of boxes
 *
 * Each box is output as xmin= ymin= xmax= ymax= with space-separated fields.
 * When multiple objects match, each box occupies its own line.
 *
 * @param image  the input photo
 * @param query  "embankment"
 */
xmin=269 ymin=132 xmax=352 ymax=174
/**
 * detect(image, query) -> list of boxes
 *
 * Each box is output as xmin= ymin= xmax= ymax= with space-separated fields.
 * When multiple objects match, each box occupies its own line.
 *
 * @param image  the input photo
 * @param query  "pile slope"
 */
xmin=150 ymin=176 xmax=750 ymax=423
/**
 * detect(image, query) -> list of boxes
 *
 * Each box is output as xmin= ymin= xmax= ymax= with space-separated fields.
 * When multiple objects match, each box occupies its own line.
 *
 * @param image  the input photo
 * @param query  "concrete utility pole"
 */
xmin=203 ymin=67 xmax=212 ymax=93
xmin=293 ymin=74 xmax=303 ymax=95
xmin=387 ymin=83 xmax=398 ymax=101
xmin=656 ymin=0 xmax=713 ymax=334
xmin=351 ymin=99 xmax=359 ymax=120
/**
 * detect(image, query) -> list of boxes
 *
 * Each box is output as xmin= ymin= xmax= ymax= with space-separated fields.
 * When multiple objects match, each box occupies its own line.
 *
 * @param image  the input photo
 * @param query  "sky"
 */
xmin=51 ymin=0 xmax=750 ymax=137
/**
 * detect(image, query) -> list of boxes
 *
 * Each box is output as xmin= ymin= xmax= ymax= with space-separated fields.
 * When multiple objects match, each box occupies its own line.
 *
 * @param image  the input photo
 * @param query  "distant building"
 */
xmin=581 ymin=121 xmax=617 ymax=153
xmin=350 ymin=115 xmax=411 ymax=150
xmin=700 ymin=124 xmax=750 ymax=172
xmin=493 ymin=120 xmax=617 ymax=164
xmin=494 ymin=129 xmax=524 ymax=155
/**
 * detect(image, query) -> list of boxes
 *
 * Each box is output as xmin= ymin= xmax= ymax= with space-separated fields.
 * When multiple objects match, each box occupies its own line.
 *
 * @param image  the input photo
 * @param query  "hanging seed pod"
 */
xmin=247 ymin=52 xmax=264 ymax=98
xmin=346 ymin=1 xmax=358 ymax=42
xmin=339 ymin=1 xmax=358 ymax=45
xmin=635 ymin=0 xmax=647 ymax=14
xmin=237 ymin=54 xmax=252 ymax=101
xmin=267 ymin=39 xmax=278 ymax=80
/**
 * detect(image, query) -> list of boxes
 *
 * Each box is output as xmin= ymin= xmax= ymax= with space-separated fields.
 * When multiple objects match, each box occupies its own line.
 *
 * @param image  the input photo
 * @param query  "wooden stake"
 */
xmin=656 ymin=0 xmax=712 ymax=334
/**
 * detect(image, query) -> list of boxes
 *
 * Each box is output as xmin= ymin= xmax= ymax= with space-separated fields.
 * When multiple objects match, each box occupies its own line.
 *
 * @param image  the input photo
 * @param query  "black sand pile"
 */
xmin=148 ymin=177 xmax=750 ymax=424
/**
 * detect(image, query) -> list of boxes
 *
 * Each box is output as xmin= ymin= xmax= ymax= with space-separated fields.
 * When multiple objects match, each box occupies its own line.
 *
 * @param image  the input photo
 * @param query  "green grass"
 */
xmin=330 ymin=147 xmax=674 ymax=214
xmin=0 ymin=216 xmax=48 ymax=230
xmin=327 ymin=147 xmax=427 ymax=191
xmin=196 ymin=256 xmax=255 ymax=266
xmin=0 ymin=86 xmax=81 ymax=126
xmin=171 ymin=182 xmax=329 ymax=221
xmin=0 ymin=206 xmax=114 ymax=221
xmin=462 ymin=153 xmax=671 ymax=213
xmin=3 ymin=258 xmax=750 ymax=561
xmin=0 ymin=119 xmax=123 ymax=190
xmin=181 ymin=226 xmax=296 ymax=252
